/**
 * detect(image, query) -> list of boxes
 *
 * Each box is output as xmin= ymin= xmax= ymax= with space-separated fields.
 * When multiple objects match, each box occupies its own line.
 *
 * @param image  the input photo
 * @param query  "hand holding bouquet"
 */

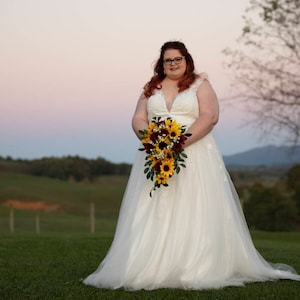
xmin=139 ymin=116 xmax=191 ymax=196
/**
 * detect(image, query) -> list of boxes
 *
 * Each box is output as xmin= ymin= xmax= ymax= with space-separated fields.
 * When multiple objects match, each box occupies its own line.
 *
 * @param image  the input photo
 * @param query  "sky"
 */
xmin=0 ymin=0 xmax=281 ymax=163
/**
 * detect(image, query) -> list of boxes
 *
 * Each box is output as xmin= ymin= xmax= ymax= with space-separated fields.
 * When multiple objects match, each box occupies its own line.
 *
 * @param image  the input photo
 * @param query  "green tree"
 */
xmin=29 ymin=156 xmax=131 ymax=181
xmin=286 ymin=164 xmax=300 ymax=219
xmin=224 ymin=0 xmax=300 ymax=144
xmin=244 ymin=181 xmax=298 ymax=231
xmin=286 ymin=164 xmax=300 ymax=190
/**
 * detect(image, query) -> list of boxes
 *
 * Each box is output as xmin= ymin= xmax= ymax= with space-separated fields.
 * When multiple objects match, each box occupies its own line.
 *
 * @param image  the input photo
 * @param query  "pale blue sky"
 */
xmin=0 ymin=0 xmax=280 ymax=163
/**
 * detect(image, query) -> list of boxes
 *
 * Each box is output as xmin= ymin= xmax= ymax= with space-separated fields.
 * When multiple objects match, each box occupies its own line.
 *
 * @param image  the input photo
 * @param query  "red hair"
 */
xmin=144 ymin=41 xmax=199 ymax=98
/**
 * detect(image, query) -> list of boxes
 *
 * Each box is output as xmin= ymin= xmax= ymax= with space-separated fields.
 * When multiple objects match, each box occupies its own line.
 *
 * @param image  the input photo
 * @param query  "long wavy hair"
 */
xmin=144 ymin=41 xmax=199 ymax=98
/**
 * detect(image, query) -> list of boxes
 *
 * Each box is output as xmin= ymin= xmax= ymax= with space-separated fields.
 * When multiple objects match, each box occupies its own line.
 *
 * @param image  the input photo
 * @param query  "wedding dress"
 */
xmin=83 ymin=78 xmax=300 ymax=290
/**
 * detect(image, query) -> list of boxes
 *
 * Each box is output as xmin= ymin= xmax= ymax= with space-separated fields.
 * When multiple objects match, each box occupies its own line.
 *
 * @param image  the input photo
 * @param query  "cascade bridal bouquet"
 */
xmin=139 ymin=116 xmax=191 ymax=196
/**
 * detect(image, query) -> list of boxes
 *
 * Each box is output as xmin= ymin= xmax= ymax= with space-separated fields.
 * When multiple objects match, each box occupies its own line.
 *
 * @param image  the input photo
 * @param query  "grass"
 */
xmin=0 ymin=172 xmax=127 ymax=216
xmin=0 ymin=172 xmax=126 ymax=235
xmin=0 ymin=231 xmax=300 ymax=300
xmin=0 ymin=172 xmax=300 ymax=298
xmin=0 ymin=208 xmax=118 ymax=235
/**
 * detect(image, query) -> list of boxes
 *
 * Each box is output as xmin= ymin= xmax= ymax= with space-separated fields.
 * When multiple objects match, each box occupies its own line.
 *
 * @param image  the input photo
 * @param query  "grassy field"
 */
xmin=1 ymin=172 xmax=300 ymax=299
xmin=0 ymin=172 xmax=127 ymax=216
xmin=0 ymin=172 xmax=126 ymax=235
xmin=0 ymin=231 xmax=300 ymax=300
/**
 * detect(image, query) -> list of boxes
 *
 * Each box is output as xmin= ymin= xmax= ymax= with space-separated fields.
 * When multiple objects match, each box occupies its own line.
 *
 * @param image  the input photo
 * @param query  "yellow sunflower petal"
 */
xmin=156 ymin=174 xmax=168 ymax=185
xmin=164 ymin=149 xmax=174 ymax=160
xmin=160 ymin=159 xmax=175 ymax=177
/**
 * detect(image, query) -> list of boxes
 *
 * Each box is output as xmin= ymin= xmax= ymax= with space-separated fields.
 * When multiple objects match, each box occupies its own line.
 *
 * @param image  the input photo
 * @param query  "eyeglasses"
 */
xmin=163 ymin=56 xmax=185 ymax=65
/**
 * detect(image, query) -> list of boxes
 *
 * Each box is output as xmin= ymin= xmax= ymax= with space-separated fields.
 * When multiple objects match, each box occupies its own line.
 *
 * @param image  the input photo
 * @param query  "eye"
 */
xmin=174 ymin=57 xmax=182 ymax=63
xmin=164 ymin=58 xmax=172 ymax=63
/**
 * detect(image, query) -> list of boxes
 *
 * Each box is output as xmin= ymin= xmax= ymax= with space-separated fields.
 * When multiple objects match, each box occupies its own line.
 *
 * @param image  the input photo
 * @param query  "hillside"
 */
xmin=223 ymin=145 xmax=300 ymax=167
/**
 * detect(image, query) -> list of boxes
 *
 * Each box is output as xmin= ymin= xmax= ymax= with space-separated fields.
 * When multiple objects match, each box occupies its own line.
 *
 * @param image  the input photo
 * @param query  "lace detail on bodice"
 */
xmin=147 ymin=77 xmax=205 ymax=128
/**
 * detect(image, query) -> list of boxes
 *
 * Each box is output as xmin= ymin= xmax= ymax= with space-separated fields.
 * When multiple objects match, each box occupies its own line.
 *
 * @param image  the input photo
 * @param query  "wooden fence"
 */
xmin=4 ymin=202 xmax=97 ymax=234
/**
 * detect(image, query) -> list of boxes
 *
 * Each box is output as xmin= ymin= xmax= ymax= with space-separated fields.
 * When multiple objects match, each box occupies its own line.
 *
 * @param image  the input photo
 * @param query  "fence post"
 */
xmin=9 ymin=206 xmax=14 ymax=233
xmin=35 ymin=214 xmax=40 ymax=234
xmin=90 ymin=202 xmax=95 ymax=233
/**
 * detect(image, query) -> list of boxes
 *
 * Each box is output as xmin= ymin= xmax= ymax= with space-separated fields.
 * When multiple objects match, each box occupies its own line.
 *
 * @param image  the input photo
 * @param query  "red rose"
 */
xmin=144 ymin=143 xmax=154 ymax=154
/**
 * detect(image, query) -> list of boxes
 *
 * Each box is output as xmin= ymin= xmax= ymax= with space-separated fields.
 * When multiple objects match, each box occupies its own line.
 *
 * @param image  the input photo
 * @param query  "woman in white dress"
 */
xmin=83 ymin=41 xmax=300 ymax=290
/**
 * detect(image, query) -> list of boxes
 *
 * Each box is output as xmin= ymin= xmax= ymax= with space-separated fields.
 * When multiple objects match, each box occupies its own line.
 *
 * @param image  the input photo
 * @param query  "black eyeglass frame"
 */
xmin=163 ymin=56 xmax=185 ymax=65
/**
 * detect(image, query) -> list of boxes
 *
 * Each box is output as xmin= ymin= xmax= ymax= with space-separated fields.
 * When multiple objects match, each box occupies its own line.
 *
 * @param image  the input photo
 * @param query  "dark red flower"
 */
xmin=178 ymin=135 xmax=187 ymax=144
xmin=144 ymin=143 xmax=154 ymax=154
xmin=154 ymin=161 xmax=161 ymax=173
xmin=150 ymin=132 xmax=159 ymax=142
xmin=173 ymin=142 xmax=183 ymax=152
xmin=159 ymin=129 xmax=169 ymax=136
xmin=157 ymin=120 xmax=165 ymax=127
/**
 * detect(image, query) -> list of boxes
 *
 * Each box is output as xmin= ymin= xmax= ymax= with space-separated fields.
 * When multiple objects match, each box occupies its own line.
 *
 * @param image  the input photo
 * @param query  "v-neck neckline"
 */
xmin=159 ymin=90 xmax=179 ymax=113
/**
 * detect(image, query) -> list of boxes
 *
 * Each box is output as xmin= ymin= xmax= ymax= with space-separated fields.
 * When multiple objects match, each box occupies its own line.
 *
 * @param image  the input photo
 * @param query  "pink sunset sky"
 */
xmin=0 ymin=0 xmax=281 ymax=163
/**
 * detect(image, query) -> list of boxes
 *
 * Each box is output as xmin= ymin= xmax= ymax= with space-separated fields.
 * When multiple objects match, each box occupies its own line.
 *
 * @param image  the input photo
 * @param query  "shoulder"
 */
xmin=190 ymin=73 xmax=210 ymax=91
xmin=196 ymin=75 xmax=218 ymax=102
xmin=189 ymin=73 xmax=218 ymax=103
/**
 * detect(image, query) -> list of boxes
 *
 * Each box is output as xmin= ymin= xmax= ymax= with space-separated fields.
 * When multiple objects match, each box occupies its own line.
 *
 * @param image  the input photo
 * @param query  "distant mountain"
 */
xmin=223 ymin=145 xmax=300 ymax=167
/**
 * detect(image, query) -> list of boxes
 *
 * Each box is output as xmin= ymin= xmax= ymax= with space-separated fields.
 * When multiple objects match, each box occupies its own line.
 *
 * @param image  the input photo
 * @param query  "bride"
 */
xmin=83 ymin=41 xmax=300 ymax=290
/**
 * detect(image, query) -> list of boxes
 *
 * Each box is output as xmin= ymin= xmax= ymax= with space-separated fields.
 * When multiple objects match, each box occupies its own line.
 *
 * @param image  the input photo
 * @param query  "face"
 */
xmin=163 ymin=49 xmax=187 ymax=80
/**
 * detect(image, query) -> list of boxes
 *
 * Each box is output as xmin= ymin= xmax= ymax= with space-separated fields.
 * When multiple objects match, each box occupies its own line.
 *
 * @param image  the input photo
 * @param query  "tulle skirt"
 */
xmin=83 ymin=133 xmax=300 ymax=290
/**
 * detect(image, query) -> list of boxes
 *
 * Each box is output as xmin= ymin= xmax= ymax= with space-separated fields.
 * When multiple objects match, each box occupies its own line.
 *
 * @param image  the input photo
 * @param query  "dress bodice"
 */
xmin=147 ymin=78 xmax=204 ymax=128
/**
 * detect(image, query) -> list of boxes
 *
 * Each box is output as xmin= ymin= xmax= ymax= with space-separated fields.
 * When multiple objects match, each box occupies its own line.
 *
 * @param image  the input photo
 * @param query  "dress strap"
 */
xmin=199 ymin=72 xmax=209 ymax=81
xmin=191 ymin=73 xmax=208 ymax=91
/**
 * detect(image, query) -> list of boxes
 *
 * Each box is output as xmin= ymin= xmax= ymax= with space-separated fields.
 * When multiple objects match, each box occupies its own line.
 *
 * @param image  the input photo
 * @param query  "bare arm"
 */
xmin=131 ymin=92 xmax=149 ymax=139
xmin=184 ymin=80 xmax=219 ymax=148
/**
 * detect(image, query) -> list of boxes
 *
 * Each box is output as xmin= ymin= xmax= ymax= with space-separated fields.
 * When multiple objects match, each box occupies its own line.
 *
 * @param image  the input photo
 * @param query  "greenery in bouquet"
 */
xmin=139 ymin=116 xmax=191 ymax=196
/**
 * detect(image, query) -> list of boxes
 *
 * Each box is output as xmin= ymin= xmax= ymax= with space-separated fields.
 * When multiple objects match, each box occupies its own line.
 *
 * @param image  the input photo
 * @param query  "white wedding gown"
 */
xmin=84 ymin=78 xmax=300 ymax=290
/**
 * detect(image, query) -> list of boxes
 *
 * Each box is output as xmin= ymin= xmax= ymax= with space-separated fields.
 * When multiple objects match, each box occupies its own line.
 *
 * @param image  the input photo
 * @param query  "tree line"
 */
xmin=0 ymin=155 xmax=132 ymax=181
xmin=231 ymin=165 xmax=300 ymax=231
xmin=1 ymin=155 xmax=300 ymax=231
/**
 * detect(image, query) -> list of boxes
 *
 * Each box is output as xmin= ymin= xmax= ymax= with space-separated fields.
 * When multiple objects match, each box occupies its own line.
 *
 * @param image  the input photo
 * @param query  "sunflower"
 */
xmin=160 ymin=159 xmax=175 ymax=178
xmin=140 ymin=131 xmax=150 ymax=144
xmin=156 ymin=173 xmax=168 ymax=185
xmin=164 ymin=118 xmax=173 ymax=128
xmin=168 ymin=122 xmax=182 ymax=139
xmin=140 ymin=121 xmax=158 ymax=144
xmin=154 ymin=138 xmax=169 ymax=156
xmin=164 ymin=148 xmax=174 ymax=160
xmin=149 ymin=121 xmax=158 ymax=130
xmin=148 ymin=155 xmax=160 ymax=168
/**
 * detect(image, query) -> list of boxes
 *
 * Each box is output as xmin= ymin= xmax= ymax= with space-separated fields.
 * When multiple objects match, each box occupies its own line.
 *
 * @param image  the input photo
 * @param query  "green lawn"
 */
xmin=0 ymin=208 xmax=118 ymax=235
xmin=0 ymin=231 xmax=299 ymax=300
xmin=1 ymin=173 xmax=300 ymax=299
xmin=0 ymin=172 xmax=127 ymax=216
xmin=0 ymin=172 xmax=126 ymax=235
